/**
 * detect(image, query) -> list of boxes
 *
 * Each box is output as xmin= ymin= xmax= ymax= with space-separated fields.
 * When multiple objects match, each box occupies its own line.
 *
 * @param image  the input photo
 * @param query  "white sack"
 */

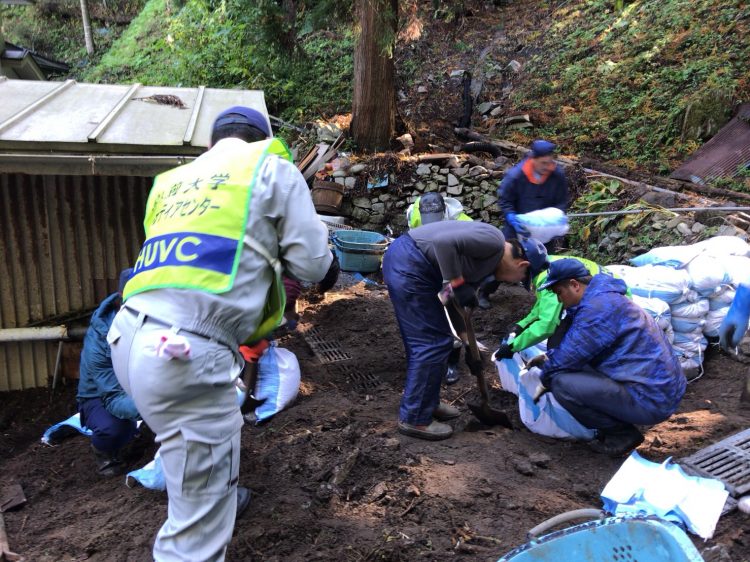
xmin=670 ymin=298 xmax=709 ymax=319
xmin=632 ymin=295 xmax=672 ymax=330
xmin=516 ymin=207 xmax=569 ymax=243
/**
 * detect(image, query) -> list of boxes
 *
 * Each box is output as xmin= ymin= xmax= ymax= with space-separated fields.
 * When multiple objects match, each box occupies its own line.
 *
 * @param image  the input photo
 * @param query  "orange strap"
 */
xmin=239 ymin=339 xmax=270 ymax=362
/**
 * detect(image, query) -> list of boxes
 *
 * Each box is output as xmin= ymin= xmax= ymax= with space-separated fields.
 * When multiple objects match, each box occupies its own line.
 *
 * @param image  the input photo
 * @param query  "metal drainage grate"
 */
xmin=680 ymin=428 xmax=750 ymax=497
xmin=328 ymin=364 xmax=381 ymax=391
xmin=303 ymin=327 xmax=352 ymax=364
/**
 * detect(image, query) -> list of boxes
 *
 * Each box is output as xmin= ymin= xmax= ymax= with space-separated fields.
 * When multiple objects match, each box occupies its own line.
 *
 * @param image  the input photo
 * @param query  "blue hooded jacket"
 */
xmin=541 ymin=274 xmax=686 ymax=417
xmin=76 ymin=293 xmax=139 ymax=420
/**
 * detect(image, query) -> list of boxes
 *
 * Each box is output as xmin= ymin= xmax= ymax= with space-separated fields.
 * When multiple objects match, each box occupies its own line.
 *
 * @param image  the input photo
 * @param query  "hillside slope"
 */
xmin=507 ymin=0 xmax=749 ymax=173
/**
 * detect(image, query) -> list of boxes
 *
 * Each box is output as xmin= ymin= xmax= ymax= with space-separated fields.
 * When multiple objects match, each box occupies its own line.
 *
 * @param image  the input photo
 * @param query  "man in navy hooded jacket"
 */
xmin=498 ymin=139 xmax=568 ymax=246
xmin=77 ymin=269 xmax=140 ymax=476
xmin=478 ymin=140 xmax=568 ymax=310
xmin=535 ymin=259 xmax=686 ymax=456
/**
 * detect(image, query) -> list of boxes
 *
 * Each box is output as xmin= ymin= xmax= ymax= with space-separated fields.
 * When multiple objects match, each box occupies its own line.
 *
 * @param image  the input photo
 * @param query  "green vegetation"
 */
xmin=80 ymin=0 xmax=354 ymax=120
xmin=3 ymin=0 xmax=354 ymax=121
xmin=565 ymin=179 xmax=686 ymax=263
xmin=1 ymin=0 xmax=144 ymax=76
xmin=512 ymin=0 xmax=750 ymax=174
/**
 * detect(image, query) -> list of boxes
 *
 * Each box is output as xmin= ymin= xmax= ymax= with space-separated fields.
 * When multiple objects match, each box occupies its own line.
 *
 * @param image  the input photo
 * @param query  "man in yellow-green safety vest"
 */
xmin=109 ymin=106 xmax=333 ymax=562
xmin=406 ymin=192 xmax=472 ymax=228
xmin=494 ymin=255 xmax=631 ymax=359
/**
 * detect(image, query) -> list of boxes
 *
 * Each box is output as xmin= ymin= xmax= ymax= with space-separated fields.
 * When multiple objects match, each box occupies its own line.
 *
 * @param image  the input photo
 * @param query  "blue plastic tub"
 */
xmin=332 ymin=230 xmax=389 ymax=273
xmin=497 ymin=513 xmax=704 ymax=562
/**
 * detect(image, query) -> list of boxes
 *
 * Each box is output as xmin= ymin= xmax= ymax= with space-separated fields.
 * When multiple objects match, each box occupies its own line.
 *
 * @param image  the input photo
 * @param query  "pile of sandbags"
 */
xmin=606 ymin=236 xmax=750 ymax=379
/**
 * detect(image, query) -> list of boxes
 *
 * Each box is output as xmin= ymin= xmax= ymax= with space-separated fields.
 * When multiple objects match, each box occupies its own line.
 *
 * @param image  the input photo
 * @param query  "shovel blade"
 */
xmin=467 ymin=401 xmax=513 ymax=428
xmin=0 ymin=484 xmax=26 ymax=513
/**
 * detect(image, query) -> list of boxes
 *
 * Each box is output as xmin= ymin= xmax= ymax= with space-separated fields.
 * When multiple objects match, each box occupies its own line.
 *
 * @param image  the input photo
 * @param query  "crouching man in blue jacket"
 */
xmin=77 ymin=269 xmax=140 ymax=476
xmin=534 ymin=259 xmax=686 ymax=456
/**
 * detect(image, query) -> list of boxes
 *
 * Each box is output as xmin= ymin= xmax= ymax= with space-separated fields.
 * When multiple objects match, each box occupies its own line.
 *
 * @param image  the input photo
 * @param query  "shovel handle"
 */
xmin=448 ymin=300 xmax=490 ymax=402
xmin=0 ymin=512 xmax=23 ymax=562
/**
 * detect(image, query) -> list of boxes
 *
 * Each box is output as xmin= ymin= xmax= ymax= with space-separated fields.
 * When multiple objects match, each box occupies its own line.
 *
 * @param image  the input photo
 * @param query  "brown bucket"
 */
xmin=311 ymin=180 xmax=345 ymax=215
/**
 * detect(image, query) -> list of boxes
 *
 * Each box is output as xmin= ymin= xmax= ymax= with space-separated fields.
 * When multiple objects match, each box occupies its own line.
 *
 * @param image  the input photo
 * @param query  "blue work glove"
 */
xmin=720 ymin=283 xmax=750 ymax=351
xmin=506 ymin=212 xmax=530 ymax=238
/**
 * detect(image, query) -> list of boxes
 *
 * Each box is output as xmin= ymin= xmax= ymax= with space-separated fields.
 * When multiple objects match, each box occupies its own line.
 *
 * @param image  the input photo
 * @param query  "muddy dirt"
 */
xmin=1 ymin=280 xmax=749 ymax=561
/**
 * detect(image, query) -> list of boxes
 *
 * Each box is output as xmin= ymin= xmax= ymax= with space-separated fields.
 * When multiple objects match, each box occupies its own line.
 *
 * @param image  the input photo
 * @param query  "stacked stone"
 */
xmin=336 ymin=159 xmax=507 ymax=232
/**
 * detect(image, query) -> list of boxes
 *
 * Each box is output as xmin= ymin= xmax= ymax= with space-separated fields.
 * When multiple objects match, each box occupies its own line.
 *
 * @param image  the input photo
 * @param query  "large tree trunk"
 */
xmin=351 ymin=0 xmax=398 ymax=152
xmin=80 ymin=0 xmax=95 ymax=56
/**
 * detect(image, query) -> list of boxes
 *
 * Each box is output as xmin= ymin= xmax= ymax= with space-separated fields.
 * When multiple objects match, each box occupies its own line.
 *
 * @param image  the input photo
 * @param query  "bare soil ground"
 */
xmin=1 ymin=280 xmax=749 ymax=562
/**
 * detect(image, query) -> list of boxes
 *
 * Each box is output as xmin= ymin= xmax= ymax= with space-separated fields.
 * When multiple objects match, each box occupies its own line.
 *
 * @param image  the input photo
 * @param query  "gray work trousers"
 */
xmin=109 ymin=306 xmax=244 ymax=562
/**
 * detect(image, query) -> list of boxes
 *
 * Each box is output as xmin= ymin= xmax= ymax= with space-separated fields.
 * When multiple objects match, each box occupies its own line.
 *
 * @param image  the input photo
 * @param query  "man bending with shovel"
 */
xmin=382 ymin=221 xmax=548 ymax=440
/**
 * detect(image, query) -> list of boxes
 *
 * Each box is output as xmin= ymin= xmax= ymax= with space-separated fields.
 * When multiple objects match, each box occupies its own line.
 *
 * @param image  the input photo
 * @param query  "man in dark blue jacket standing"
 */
xmin=77 ymin=269 xmax=139 ymax=476
xmin=478 ymin=140 xmax=568 ymax=310
xmin=497 ymin=139 xmax=568 ymax=247
xmin=535 ymin=259 xmax=686 ymax=456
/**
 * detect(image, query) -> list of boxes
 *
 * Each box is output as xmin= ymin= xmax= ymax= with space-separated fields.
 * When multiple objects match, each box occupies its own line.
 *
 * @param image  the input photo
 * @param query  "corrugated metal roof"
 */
xmin=0 ymin=78 xmax=270 ymax=155
xmin=672 ymin=103 xmax=750 ymax=184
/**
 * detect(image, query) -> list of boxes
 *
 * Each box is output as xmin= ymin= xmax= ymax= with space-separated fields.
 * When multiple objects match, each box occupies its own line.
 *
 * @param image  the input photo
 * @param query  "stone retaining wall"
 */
xmin=324 ymin=156 xmax=510 ymax=233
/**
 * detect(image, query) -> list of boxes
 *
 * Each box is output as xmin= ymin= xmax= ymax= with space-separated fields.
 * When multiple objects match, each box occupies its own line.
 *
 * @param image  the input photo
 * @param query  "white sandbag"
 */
xmin=672 ymin=289 xmax=701 ymax=305
xmin=632 ymin=295 xmax=672 ymax=330
xmin=685 ymin=255 xmax=730 ymax=296
xmin=630 ymin=245 xmax=701 ymax=268
xmin=693 ymin=235 xmax=750 ymax=258
xmin=494 ymin=341 xmax=546 ymax=395
xmin=709 ymin=287 xmax=735 ymax=310
xmin=494 ymin=357 xmax=595 ymax=440
xmin=680 ymin=356 xmax=704 ymax=383
xmin=673 ymin=333 xmax=708 ymax=358
xmin=515 ymin=207 xmax=569 ymax=243
xmin=670 ymin=298 xmax=709 ymax=319
xmin=253 ymin=344 xmax=301 ymax=423
xmin=517 ymin=367 xmax=597 ymax=441
xmin=664 ymin=323 xmax=675 ymax=344
xmin=496 ymin=353 xmax=523 ymax=395
xmin=614 ymin=265 xmax=691 ymax=304
xmin=604 ymin=264 xmax=635 ymax=278
xmin=704 ymin=307 xmax=730 ymax=338
xmin=722 ymin=256 xmax=750 ymax=287
xmin=671 ymin=316 xmax=706 ymax=333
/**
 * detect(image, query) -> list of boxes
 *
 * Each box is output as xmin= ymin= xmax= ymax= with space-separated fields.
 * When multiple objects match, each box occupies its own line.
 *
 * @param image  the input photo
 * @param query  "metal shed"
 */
xmin=0 ymin=78 xmax=271 ymax=391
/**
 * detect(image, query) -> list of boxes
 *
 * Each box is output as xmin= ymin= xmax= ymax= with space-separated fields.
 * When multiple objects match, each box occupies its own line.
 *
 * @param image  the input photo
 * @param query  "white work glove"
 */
xmin=531 ymin=381 xmax=548 ymax=403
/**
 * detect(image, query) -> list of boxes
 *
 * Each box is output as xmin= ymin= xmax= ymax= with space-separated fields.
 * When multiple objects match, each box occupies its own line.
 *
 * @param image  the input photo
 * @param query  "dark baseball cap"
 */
xmin=538 ymin=258 xmax=590 ymax=290
xmin=530 ymin=139 xmax=556 ymax=158
xmin=419 ymin=193 xmax=446 ymax=225
xmin=519 ymin=237 xmax=549 ymax=277
xmin=213 ymin=106 xmax=271 ymax=138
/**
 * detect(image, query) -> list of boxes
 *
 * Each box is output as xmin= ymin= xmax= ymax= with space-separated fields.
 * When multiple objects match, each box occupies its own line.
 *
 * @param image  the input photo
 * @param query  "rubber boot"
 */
xmin=588 ymin=426 xmax=644 ymax=457
xmin=236 ymin=486 xmax=252 ymax=519
xmin=91 ymin=444 xmax=125 ymax=477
